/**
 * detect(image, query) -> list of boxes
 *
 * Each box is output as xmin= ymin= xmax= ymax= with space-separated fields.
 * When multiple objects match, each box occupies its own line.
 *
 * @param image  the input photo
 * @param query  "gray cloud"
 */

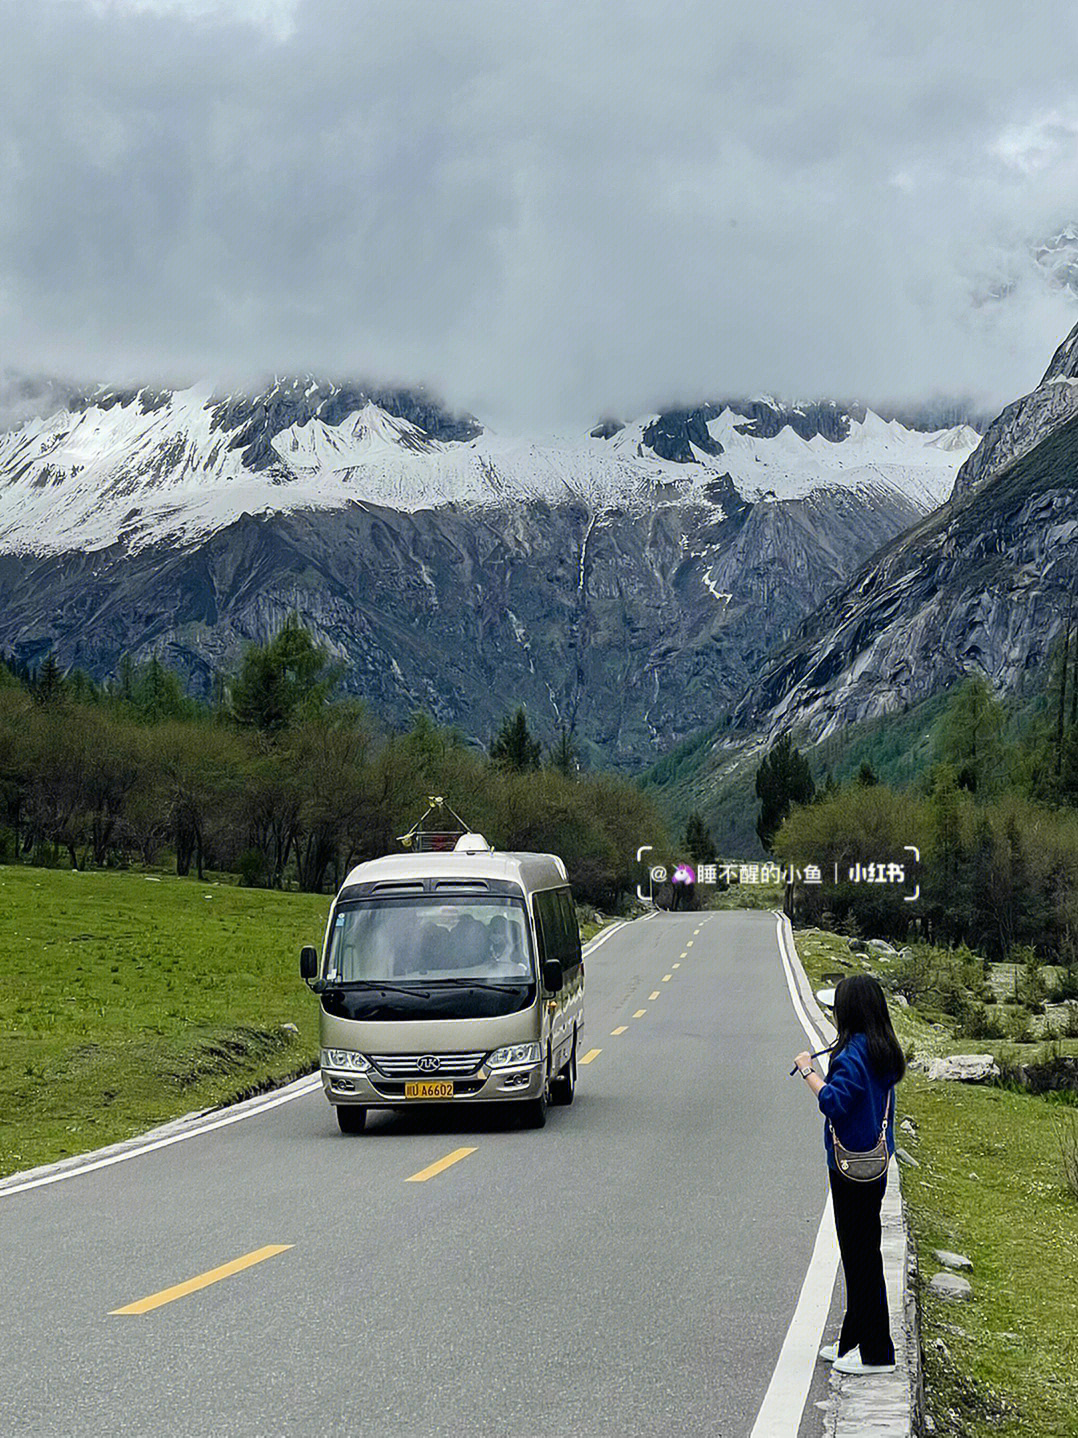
xmin=2 ymin=0 xmax=1078 ymax=427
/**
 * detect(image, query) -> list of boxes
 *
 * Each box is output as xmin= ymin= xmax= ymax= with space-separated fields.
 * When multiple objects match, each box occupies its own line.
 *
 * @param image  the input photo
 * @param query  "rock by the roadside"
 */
xmin=895 ymin=1146 xmax=920 ymax=1168
xmin=933 ymin=1250 xmax=972 ymax=1271
xmin=280 ymin=1022 xmax=300 ymax=1036
xmin=867 ymin=938 xmax=897 ymax=954
xmin=893 ymin=994 xmax=909 ymax=1007
xmin=900 ymin=1117 xmax=917 ymax=1137
xmin=929 ymin=1272 xmax=973 ymax=1301
xmin=847 ymin=938 xmax=866 ymax=952
xmin=918 ymin=1054 xmax=1000 ymax=1083
xmin=898 ymin=947 xmax=913 ymax=959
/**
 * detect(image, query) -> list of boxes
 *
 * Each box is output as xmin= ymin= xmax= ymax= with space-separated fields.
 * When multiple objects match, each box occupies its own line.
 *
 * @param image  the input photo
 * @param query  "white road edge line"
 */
xmin=748 ymin=914 xmax=840 ymax=1438
xmin=0 ymin=921 xmax=625 ymax=1200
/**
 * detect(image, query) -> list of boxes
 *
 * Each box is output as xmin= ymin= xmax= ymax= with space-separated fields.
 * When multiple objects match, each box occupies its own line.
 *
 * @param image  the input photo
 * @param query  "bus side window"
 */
xmin=557 ymin=888 xmax=581 ymax=969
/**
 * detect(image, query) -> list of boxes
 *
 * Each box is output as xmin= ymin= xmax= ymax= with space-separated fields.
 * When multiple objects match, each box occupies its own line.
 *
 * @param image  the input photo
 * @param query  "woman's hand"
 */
xmin=794 ymin=1051 xmax=813 ymax=1072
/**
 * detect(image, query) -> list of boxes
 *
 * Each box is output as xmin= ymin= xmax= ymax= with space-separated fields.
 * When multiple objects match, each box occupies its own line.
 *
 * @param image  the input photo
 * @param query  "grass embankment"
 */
xmin=0 ymin=866 xmax=329 ymax=1179
xmin=794 ymin=928 xmax=1078 ymax=1438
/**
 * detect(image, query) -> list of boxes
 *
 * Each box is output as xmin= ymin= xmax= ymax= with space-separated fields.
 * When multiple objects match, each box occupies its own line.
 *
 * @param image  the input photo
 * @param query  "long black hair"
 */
xmin=831 ymin=974 xmax=905 ymax=1082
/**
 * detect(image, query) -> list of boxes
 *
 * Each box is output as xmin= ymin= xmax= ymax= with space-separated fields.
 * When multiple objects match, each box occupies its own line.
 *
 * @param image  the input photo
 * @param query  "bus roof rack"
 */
xmin=396 ymin=796 xmax=473 ymax=854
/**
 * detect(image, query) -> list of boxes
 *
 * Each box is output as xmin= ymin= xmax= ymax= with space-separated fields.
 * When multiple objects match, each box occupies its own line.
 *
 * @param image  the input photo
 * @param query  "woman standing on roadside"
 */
xmin=793 ymin=973 xmax=905 ymax=1375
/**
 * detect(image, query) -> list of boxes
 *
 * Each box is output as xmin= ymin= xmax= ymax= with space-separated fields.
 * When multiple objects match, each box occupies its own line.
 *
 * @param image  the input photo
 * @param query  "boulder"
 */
xmin=918 ymin=1054 xmax=1000 ymax=1083
xmin=867 ymin=938 xmax=897 ymax=954
xmin=895 ymin=1146 xmax=920 ymax=1168
xmin=929 ymin=1272 xmax=973 ymax=1301
xmin=933 ymin=1250 xmax=972 ymax=1271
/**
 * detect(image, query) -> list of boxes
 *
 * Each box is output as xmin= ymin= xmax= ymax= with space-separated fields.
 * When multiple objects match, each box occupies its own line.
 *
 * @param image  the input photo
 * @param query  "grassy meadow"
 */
xmin=0 ymin=866 xmax=330 ymax=1178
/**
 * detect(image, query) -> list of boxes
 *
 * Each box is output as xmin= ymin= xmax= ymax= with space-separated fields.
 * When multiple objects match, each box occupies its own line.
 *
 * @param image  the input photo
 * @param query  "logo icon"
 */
xmin=417 ymin=1055 xmax=441 ymax=1073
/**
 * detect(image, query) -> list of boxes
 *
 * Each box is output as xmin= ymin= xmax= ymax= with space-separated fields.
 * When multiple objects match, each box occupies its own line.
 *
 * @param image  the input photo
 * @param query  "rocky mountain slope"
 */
xmin=731 ymin=320 xmax=1078 ymax=744
xmin=0 ymin=379 xmax=979 ymax=764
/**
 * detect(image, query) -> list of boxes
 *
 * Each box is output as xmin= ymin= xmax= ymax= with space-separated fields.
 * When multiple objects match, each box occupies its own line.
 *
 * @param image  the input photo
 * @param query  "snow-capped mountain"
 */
xmin=0 ymin=377 xmax=980 ymax=765
xmin=0 ymin=380 xmax=976 ymax=556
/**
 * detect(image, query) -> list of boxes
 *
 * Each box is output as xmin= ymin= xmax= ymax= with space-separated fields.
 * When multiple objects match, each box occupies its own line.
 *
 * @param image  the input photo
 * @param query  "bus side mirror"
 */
xmin=542 ymin=959 xmax=563 ymax=992
xmin=300 ymin=946 xmax=318 ymax=983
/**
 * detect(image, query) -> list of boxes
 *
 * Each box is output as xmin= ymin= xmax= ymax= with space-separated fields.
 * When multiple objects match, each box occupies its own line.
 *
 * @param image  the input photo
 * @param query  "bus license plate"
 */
xmin=404 ymin=1080 xmax=454 ymax=1099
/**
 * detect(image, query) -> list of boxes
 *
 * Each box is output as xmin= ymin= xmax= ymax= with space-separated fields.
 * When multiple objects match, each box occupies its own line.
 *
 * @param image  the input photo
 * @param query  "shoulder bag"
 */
xmin=830 ymin=1089 xmax=891 ymax=1182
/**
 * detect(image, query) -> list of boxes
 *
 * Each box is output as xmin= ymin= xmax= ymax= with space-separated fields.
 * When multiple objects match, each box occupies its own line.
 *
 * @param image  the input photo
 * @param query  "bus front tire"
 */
xmin=336 ymin=1105 xmax=367 ymax=1134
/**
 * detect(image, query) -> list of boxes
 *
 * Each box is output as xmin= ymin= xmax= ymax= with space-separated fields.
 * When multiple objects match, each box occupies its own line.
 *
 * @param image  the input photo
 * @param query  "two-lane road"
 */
xmin=1 ymin=910 xmax=835 ymax=1438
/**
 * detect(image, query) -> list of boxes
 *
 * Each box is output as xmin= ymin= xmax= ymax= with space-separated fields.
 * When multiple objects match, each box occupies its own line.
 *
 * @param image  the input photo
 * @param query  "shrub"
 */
xmin=238 ymin=848 xmax=267 ymax=887
xmin=959 ymin=1002 xmax=1007 ymax=1040
xmin=1005 ymin=1008 xmax=1035 ymax=1044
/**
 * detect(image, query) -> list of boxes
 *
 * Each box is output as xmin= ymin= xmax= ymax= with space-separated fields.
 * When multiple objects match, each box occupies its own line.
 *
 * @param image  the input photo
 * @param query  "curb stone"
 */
xmin=779 ymin=914 xmax=918 ymax=1438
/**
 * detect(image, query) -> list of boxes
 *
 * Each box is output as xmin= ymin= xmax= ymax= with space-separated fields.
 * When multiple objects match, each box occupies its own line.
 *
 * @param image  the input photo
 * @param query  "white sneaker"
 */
xmin=819 ymin=1343 xmax=841 ymax=1363
xmin=833 ymin=1352 xmax=896 ymax=1375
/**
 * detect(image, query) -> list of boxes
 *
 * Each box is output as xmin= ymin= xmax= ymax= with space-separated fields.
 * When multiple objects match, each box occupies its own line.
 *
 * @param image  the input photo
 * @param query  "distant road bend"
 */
xmin=1 ymin=911 xmax=838 ymax=1438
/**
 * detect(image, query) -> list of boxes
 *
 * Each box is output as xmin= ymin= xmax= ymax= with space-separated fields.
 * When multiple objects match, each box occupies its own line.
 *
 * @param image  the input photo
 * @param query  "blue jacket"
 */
xmin=817 ymin=1033 xmax=896 ymax=1171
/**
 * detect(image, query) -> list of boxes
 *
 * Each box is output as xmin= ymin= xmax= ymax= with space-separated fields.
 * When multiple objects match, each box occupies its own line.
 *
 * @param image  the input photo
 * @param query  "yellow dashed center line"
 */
xmin=662 ymin=974 xmax=672 ymax=982
xmin=611 ymin=1025 xmax=628 ymax=1035
xmin=580 ymin=1048 xmax=601 ymax=1064
xmin=633 ymin=1009 xmax=647 ymax=1018
xmin=111 ymin=1245 xmax=292 ymax=1316
xmin=686 ymin=940 xmax=694 ymax=948
xmin=679 ymin=951 xmax=688 ymax=959
xmin=406 ymin=1147 xmax=476 ymax=1183
xmin=673 ymin=962 xmax=680 ymax=969
xmin=649 ymin=990 xmax=660 ymax=1000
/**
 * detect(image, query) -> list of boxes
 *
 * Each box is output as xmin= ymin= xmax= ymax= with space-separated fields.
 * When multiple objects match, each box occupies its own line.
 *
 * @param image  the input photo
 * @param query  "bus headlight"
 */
xmin=487 ymin=1043 xmax=541 ymax=1068
xmin=321 ymin=1049 xmax=371 ymax=1072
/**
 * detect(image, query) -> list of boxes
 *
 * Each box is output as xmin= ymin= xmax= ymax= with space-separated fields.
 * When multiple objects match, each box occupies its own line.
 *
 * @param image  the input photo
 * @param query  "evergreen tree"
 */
xmin=31 ymin=654 xmax=64 ymax=705
xmin=935 ymin=677 xmax=1005 ymax=796
xmin=684 ymin=810 xmax=716 ymax=865
xmin=755 ymin=734 xmax=815 ymax=852
xmin=856 ymin=760 xmax=878 ymax=787
xmin=548 ymin=724 xmax=578 ymax=778
xmin=490 ymin=707 xmax=542 ymax=771
xmin=229 ymin=615 xmax=338 ymax=733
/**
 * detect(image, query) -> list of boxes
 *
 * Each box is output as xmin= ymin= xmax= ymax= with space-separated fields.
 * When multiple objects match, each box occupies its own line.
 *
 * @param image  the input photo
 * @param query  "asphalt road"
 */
xmin=0 ymin=909 xmax=834 ymax=1438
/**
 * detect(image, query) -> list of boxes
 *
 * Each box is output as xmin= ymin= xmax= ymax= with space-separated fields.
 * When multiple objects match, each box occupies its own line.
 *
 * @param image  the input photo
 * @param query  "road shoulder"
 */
xmin=777 ymin=913 xmax=918 ymax=1438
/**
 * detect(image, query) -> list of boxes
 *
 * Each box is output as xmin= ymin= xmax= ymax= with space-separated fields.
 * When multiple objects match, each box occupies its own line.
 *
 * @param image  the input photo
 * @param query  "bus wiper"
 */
xmin=338 ymin=980 xmax=432 ymax=998
xmin=414 ymin=976 xmax=530 ymax=986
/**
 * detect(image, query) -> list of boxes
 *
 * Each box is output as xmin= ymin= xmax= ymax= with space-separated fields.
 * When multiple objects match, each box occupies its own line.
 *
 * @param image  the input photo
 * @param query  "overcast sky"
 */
xmin=3 ymin=0 xmax=1078 ymax=427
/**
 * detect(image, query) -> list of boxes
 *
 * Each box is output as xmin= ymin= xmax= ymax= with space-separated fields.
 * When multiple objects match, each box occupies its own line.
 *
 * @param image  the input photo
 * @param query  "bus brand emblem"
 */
xmin=417 ymin=1055 xmax=441 ymax=1072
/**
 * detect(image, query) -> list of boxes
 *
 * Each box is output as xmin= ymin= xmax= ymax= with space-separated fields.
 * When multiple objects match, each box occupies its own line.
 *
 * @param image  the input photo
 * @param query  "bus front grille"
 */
xmin=370 ymin=1052 xmax=487 ymax=1079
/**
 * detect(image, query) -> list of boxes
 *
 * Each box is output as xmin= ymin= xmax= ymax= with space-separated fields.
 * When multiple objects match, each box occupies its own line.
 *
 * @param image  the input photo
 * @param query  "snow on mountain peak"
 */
xmin=0 ymin=381 xmax=980 ymax=557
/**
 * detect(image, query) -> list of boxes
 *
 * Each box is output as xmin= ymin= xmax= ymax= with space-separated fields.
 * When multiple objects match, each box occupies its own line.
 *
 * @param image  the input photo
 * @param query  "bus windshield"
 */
xmin=326 ymin=896 xmax=533 ymax=984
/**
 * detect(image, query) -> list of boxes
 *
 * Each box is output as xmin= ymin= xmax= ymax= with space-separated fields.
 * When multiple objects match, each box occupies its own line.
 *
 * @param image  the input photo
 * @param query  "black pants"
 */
xmin=829 ymin=1167 xmax=895 ymax=1364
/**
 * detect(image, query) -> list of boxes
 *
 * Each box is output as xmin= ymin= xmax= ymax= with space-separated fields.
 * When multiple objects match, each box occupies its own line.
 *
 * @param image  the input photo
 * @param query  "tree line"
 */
xmin=755 ymin=642 xmax=1078 ymax=969
xmin=0 ymin=620 xmax=665 ymax=907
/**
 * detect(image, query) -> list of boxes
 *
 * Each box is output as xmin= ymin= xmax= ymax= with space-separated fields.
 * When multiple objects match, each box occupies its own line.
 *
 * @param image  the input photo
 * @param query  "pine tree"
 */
xmin=548 ymin=723 xmax=578 ymax=777
xmin=490 ymin=708 xmax=542 ymax=771
xmin=755 ymin=734 xmax=815 ymax=852
xmin=684 ymin=810 xmax=716 ymax=865
xmin=32 ymin=654 xmax=64 ymax=705
xmin=857 ymin=760 xmax=878 ymax=787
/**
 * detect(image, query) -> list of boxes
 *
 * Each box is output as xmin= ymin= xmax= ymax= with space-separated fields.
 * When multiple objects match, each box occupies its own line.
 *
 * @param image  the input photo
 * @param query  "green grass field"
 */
xmin=0 ymin=866 xmax=331 ymax=1178
xmin=794 ymin=927 xmax=1078 ymax=1438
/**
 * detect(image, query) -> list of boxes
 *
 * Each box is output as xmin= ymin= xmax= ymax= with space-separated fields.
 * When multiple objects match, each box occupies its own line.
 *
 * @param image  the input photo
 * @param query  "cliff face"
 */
xmin=951 ymin=318 xmax=1078 ymax=501
xmin=733 ymin=409 xmax=1078 ymax=744
xmin=0 ymin=482 xmax=928 ymax=766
